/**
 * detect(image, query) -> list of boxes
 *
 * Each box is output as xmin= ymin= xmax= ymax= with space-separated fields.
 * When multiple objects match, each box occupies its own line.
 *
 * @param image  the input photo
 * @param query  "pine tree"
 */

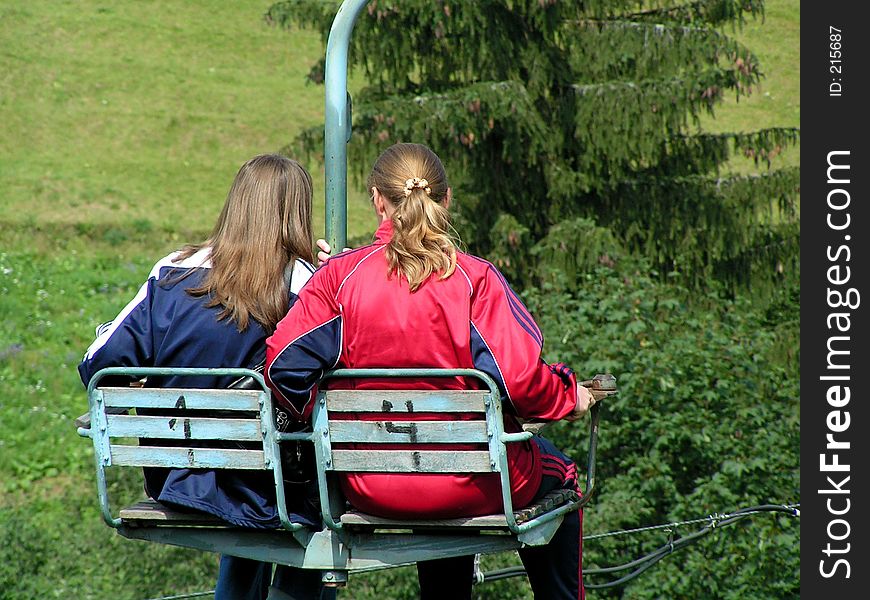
xmin=266 ymin=0 xmax=799 ymax=291
xmin=265 ymin=3 xmax=800 ymax=598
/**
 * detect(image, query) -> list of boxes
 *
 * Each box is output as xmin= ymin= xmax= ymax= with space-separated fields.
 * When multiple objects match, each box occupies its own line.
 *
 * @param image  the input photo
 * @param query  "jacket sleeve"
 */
xmin=78 ymin=276 xmax=156 ymax=388
xmin=469 ymin=264 xmax=578 ymax=421
xmin=265 ymin=261 xmax=342 ymax=420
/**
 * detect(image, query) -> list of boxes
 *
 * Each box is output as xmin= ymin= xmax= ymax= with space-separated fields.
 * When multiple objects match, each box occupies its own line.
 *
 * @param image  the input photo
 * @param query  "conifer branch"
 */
xmin=269 ymin=0 xmax=794 ymax=289
xmin=625 ymin=0 xmax=765 ymax=25
xmin=572 ymin=18 xmax=734 ymax=37
xmin=615 ymin=166 xmax=799 ymax=191
xmin=665 ymin=127 xmax=800 ymax=169
xmin=265 ymin=0 xmax=338 ymax=33
xmin=565 ymin=19 xmax=760 ymax=83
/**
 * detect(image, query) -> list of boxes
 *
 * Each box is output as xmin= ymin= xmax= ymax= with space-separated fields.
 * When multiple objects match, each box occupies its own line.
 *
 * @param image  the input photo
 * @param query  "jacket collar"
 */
xmin=374 ymin=219 xmax=394 ymax=244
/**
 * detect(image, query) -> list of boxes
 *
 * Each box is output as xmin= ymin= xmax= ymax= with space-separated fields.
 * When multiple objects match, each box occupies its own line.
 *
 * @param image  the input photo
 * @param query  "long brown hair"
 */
xmin=174 ymin=154 xmax=314 ymax=332
xmin=367 ymin=143 xmax=457 ymax=291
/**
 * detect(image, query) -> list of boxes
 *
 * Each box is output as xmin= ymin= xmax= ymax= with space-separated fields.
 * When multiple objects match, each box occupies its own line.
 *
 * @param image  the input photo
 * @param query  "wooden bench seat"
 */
xmin=79 ymin=366 xmax=612 ymax=586
xmin=339 ymin=489 xmax=580 ymax=530
xmin=119 ymin=500 xmax=229 ymax=526
xmin=117 ymin=489 xmax=579 ymax=532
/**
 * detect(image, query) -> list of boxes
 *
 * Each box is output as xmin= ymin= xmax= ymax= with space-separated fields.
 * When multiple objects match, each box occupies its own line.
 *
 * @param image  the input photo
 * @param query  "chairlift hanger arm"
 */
xmin=324 ymin=0 xmax=370 ymax=253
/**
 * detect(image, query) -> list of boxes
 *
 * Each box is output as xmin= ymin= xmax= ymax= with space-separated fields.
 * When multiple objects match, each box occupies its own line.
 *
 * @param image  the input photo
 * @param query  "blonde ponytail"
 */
xmin=368 ymin=144 xmax=458 ymax=292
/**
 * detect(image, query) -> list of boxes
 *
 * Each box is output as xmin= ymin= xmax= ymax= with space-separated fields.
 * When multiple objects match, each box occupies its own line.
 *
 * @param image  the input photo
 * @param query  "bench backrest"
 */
xmin=82 ymin=366 xmax=602 ymax=539
xmin=94 ymin=386 xmax=267 ymax=468
xmin=81 ymin=367 xmax=299 ymax=530
xmin=322 ymin=390 xmax=496 ymax=472
xmin=310 ymin=368 xmax=532 ymax=532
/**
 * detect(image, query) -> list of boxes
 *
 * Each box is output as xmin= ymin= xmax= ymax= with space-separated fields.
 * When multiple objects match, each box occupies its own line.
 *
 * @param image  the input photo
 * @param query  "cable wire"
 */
xmin=143 ymin=591 xmax=214 ymax=600
xmin=584 ymin=503 xmax=798 ymax=540
xmin=477 ymin=503 xmax=799 ymax=589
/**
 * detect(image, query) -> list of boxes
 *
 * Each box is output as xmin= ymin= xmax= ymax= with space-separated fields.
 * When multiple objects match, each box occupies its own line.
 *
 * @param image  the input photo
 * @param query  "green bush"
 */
xmin=0 ymin=476 xmax=217 ymax=600
xmin=524 ymin=258 xmax=799 ymax=597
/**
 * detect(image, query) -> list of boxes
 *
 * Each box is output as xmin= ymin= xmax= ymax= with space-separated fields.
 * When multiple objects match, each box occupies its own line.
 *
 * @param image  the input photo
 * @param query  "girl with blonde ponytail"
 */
xmin=268 ymin=143 xmax=594 ymax=600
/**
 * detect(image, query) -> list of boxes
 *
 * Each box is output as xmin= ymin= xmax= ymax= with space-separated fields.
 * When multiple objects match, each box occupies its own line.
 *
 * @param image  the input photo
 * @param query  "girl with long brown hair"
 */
xmin=79 ymin=154 xmax=330 ymax=599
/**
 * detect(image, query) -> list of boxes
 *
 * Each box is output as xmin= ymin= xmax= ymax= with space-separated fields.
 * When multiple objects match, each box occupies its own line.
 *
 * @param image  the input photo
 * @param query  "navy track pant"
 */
xmin=417 ymin=436 xmax=584 ymax=600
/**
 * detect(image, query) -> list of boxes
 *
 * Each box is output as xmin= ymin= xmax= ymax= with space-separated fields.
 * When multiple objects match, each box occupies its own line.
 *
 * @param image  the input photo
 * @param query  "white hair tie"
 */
xmin=403 ymin=177 xmax=432 ymax=197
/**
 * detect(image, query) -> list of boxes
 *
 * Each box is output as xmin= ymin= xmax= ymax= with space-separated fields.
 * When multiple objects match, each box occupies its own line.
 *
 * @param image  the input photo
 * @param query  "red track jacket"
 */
xmin=265 ymin=220 xmax=579 ymax=518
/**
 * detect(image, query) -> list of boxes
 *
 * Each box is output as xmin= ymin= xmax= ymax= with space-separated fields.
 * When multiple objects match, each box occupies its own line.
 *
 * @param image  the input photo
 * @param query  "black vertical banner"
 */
xmin=802 ymin=3 xmax=870 ymax=597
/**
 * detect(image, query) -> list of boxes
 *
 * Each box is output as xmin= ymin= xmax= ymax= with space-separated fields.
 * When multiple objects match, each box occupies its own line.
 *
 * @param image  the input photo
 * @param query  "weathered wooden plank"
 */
xmin=514 ymin=489 xmax=580 ymax=524
xmin=340 ymin=511 xmax=510 ymax=529
xmin=325 ymin=390 xmax=488 ymax=413
xmin=330 ymin=450 xmax=492 ymax=473
xmin=110 ymin=445 xmax=266 ymax=469
xmin=119 ymin=500 xmax=225 ymax=524
xmin=75 ymin=412 xmax=90 ymax=429
xmin=329 ymin=420 xmax=488 ymax=444
xmin=76 ymin=407 xmax=130 ymax=430
xmin=340 ymin=490 xmax=580 ymax=529
xmin=101 ymin=387 xmax=262 ymax=411
xmin=106 ymin=414 xmax=262 ymax=441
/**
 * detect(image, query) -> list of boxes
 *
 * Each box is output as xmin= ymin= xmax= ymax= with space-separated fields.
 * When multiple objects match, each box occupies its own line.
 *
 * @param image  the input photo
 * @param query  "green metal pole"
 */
xmin=324 ymin=0 xmax=369 ymax=254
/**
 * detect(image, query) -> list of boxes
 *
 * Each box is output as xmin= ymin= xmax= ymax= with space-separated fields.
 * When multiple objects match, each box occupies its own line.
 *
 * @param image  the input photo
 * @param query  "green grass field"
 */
xmin=0 ymin=0 xmax=377 ymax=235
xmin=0 ymin=1 xmax=798 ymax=598
xmin=699 ymin=0 xmax=800 ymax=173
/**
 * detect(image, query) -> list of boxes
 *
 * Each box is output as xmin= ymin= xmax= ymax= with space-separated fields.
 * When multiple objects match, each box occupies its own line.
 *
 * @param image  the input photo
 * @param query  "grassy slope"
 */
xmin=0 ymin=0 xmax=375 ymax=235
xmin=0 ymin=1 xmax=798 ymax=598
xmin=701 ymin=0 xmax=800 ymax=173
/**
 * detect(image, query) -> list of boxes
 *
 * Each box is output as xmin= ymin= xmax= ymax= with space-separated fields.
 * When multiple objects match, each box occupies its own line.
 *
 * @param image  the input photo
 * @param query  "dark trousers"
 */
xmin=269 ymin=566 xmax=338 ymax=600
xmin=214 ymin=556 xmax=272 ymax=600
xmin=214 ymin=556 xmax=337 ymax=600
xmin=416 ymin=437 xmax=584 ymax=600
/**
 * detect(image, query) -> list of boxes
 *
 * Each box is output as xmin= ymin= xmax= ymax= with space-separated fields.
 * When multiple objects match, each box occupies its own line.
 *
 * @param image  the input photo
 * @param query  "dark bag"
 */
xmin=226 ymin=262 xmax=315 ymax=482
xmin=229 ymin=365 xmax=315 ymax=483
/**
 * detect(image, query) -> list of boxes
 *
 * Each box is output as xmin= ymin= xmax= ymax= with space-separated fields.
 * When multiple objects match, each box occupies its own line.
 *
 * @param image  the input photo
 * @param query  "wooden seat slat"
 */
xmin=119 ymin=500 xmax=227 ymax=525
xmin=513 ymin=489 xmax=580 ymax=524
xmin=325 ymin=390 xmax=488 ymax=413
xmin=101 ymin=387 xmax=262 ymax=411
xmin=339 ymin=490 xmax=580 ymax=530
xmin=110 ymin=445 xmax=266 ymax=469
xmin=106 ymin=414 xmax=262 ymax=441
xmin=329 ymin=420 xmax=487 ymax=444
xmin=75 ymin=407 xmax=128 ymax=430
xmin=340 ymin=511 xmax=510 ymax=529
xmin=330 ymin=449 xmax=492 ymax=473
